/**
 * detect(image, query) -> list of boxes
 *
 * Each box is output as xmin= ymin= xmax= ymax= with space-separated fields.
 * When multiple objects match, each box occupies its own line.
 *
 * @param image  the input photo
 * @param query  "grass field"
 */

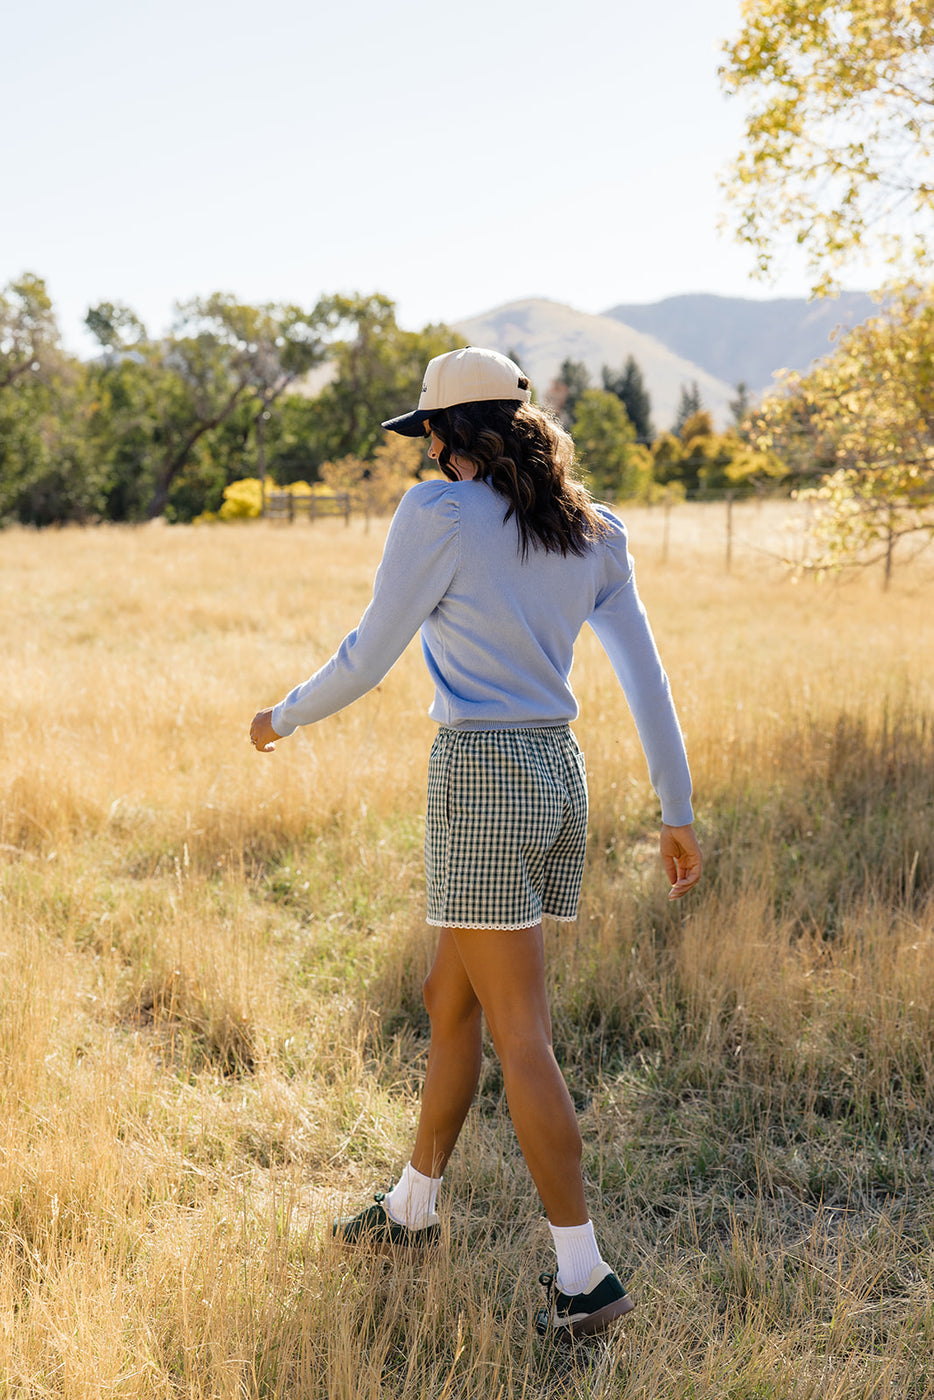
xmin=1 ymin=500 xmax=932 ymax=1398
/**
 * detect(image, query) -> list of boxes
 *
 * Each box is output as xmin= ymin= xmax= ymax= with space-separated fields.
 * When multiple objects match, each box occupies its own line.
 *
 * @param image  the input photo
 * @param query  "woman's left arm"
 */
xmin=589 ymin=586 xmax=694 ymax=829
xmin=257 ymin=483 xmax=460 ymax=740
xmin=587 ymin=518 xmax=695 ymax=841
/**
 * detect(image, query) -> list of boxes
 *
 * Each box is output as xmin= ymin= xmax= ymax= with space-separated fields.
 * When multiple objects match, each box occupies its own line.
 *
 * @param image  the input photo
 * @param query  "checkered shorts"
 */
xmin=425 ymin=725 xmax=588 ymax=930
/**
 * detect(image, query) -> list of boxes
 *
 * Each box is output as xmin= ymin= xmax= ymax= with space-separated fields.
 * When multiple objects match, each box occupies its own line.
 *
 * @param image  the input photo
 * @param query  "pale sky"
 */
xmin=4 ymin=0 xmax=876 ymax=353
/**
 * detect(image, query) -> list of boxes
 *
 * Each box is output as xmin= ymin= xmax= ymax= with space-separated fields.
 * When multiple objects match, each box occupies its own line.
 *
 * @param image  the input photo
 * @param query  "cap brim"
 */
xmin=381 ymin=410 xmax=429 ymax=437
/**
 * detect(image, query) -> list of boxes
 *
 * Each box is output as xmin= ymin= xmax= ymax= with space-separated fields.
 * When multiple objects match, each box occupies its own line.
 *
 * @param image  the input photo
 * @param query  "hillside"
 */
xmin=454 ymin=298 xmax=736 ymax=432
xmin=603 ymin=291 xmax=878 ymax=393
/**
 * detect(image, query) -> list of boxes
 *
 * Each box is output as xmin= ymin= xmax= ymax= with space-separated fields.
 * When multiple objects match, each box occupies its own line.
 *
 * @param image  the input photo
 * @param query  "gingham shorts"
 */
xmin=425 ymin=725 xmax=588 ymax=930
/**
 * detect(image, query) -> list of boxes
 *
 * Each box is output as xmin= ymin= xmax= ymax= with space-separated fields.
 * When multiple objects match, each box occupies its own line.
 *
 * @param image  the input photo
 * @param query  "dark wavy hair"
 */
xmin=426 ymin=399 xmax=610 ymax=557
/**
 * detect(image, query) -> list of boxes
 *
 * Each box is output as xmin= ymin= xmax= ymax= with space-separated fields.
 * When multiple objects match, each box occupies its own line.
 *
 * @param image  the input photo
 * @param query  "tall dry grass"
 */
xmin=1 ymin=501 xmax=932 ymax=1398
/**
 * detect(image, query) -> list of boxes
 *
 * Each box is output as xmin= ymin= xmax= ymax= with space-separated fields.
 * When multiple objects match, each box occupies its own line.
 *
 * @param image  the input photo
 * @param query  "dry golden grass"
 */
xmin=1 ymin=502 xmax=933 ymax=1398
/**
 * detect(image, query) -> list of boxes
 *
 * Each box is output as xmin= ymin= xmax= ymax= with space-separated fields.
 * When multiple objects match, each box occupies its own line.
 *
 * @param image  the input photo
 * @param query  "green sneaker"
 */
xmin=535 ymin=1263 xmax=635 ymax=1339
xmin=332 ymin=1192 xmax=440 ymax=1249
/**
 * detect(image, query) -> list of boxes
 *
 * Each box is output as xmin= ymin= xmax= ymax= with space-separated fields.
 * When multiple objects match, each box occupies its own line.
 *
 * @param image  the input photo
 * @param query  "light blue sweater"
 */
xmin=272 ymin=479 xmax=694 ymax=826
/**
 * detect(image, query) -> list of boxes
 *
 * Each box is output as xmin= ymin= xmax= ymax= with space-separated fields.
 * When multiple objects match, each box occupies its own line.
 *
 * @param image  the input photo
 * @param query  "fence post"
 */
xmin=725 ymin=491 xmax=734 ymax=573
xmin=257 ymin=409 xmax=270 ymax=516
xmin=662 ymin=498 xmax=672 ymax=564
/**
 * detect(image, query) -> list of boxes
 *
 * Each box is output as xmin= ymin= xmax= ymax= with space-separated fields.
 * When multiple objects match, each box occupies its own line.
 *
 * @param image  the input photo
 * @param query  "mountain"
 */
xmin=602 ymin=292 xmax=879 ymax=394
xmin=454 ymin=298 xmax=735 ymax=432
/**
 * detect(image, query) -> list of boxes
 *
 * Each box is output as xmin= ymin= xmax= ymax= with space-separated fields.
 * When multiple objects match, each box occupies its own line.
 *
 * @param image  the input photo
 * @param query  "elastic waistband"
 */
xmin=435 ymin=723 xmax=572 ymax=739
xmin=436 ymin=722 xmax=570 ymax=736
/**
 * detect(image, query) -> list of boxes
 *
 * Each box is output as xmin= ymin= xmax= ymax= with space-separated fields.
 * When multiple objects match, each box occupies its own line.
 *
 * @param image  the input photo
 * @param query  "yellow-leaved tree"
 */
xmin=650 ymin=411 xmax=786 ymax=495
xmin=320 ymin=435 xmax=423 ymax=516
xmin=751 ymin=290 xmax=934 ymax=586
xmin=720 ymin=1 xmax=934 ymax=292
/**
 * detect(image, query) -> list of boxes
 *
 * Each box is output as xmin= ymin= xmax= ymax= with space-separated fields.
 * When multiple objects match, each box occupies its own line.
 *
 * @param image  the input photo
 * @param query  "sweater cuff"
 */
xmin=271 ymin=701 xmax=298 ymax=738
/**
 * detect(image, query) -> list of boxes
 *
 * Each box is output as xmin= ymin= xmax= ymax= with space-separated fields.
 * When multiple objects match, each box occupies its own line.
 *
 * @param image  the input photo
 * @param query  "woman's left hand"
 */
xmin=250 ymin=708 xmax=282 ymax=753
xmin=661 ymin=823 xmax=702 ymax=900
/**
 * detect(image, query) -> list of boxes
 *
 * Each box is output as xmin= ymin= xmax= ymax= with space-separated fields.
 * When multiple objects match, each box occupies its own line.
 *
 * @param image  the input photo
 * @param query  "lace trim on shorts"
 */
xmin=426 ymin=913 xmax=579 ymax=930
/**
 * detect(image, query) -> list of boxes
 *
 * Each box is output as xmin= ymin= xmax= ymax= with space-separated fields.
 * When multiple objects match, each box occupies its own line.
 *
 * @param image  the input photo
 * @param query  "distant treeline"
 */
xmin=0 ymin=275 xmax=792 ymax=526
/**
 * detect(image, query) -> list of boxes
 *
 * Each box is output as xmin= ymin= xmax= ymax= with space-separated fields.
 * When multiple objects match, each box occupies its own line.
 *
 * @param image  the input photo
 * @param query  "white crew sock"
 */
xmin=384 ymin=1162 xmax=442 ymax=1230
xmin=549 ymin=1220 xmax=604 ymax=1296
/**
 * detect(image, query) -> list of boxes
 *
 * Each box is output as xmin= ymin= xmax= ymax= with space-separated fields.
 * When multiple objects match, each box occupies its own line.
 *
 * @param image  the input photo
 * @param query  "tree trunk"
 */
xmin=145 ymin=380 xmax=251 ymax=518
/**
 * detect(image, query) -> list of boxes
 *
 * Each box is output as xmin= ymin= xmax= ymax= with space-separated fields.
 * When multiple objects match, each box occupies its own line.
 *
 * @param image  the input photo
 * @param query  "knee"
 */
xmin=422 ymin=972 xmax=442 ymax=1024
xmin=487 ymin=1019 xmax=553 ymax=1074
xmin=423 ymin=970 xmax=480 ymax=1036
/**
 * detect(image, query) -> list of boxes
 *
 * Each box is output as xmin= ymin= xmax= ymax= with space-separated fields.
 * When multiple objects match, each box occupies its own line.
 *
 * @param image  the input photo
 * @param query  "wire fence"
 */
xmin=261 ymin=483 xmax=810 ymax=575
xmin=620 ymin=494 xmax=811 ymax=575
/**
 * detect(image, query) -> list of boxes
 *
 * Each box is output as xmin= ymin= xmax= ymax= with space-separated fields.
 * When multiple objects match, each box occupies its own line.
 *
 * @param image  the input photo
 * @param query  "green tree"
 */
xmin=673 ymin=382 xmax=703 ymax=436
xmin=720 ymin=1 xmax=934 ymax=291
xmin=162 ymin=294 xmax=327 ymax=517
xmin=651 ymin=409 xmax=784 ymax=494
xmin=751 ymin=288 xmax=934 ymax=586
xmin=0 ymin=273 xmax=59 ymax=391
xmin=84 ymin=301 xmax=146 ymax=350
xmin=650 ymin=432 xmax=687 ymax=489
xmin=0 ymin=275 xmax=106 ymax=525
xmin=262 ymin=394 xmax=330 ymax=486
xmin=702 ymin=436 xmax=789 ymax=493
xmin=310 ymin=294 xmax=464 ymax=462
xmin=729 ymin=382 xmax=753 ymax=433
xmin=83 ymin=351 xmax=162 ymax=521
xmin=601 ymin=355 xmax=654 ymax=441
xmin=0 ymin=363 xmax=107 ymax=525
xmin=85 ymin=294 xmax=327 ymax=519
xmin=572 ymin=389 xmax=647 ymax=500
xmin=656 ymin=411 xmax=716 ymax=492
xmin=546 ymin=358 xmax=591 ymax=427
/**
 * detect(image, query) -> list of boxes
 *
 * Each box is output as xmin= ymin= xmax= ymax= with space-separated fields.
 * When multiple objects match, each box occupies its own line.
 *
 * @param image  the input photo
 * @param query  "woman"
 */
xmin=250 ymin=346 xmax=702 ymax=1339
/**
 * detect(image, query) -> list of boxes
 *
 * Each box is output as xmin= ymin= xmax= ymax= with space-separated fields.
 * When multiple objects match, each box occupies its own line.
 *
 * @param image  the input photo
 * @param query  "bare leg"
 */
xmin=449 ymin=923 xmax=587 ymax=1227
xmin=409 ymin=929 xmax=483 ymax=1179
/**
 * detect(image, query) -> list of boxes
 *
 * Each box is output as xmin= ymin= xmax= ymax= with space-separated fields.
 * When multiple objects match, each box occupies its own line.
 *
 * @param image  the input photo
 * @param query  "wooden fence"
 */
xmin=263 ymin=491 xmax=351 ymax=524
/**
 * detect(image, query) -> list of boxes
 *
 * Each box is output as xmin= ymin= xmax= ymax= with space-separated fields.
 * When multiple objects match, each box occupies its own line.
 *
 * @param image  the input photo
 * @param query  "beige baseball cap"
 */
xmin=382 ymin=346 xmax=531 ymax=436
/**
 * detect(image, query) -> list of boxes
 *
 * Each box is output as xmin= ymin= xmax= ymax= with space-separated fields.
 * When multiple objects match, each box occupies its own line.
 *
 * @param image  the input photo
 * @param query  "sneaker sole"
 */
xmin=539 ymin=1291 xmax=635 ymax=1340
xmin=567 ymin=1291 xmax=635 ymax=1337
